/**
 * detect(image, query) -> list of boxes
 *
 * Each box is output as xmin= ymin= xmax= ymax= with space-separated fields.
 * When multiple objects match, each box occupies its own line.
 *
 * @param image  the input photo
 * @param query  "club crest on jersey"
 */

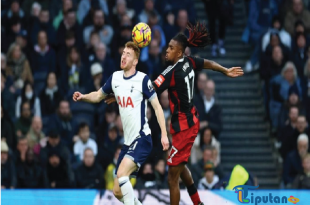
xmin=117 ymin=96 xmax=134 ymax=108
xmin=155 ymin=75 xmax=165 ymax=87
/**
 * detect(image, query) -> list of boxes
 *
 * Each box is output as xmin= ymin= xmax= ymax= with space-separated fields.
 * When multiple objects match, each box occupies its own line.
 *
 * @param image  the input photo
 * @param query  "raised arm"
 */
xmin=203 ymin=59 xmax=244 ymax=78
xmin=150 ymin=95 xmax=169 ymax=151
xmin=73 ymin=89 xmax=106 ymax=103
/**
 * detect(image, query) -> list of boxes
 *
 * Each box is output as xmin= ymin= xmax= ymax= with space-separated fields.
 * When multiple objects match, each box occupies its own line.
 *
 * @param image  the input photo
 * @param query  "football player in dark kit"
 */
xmin=106 ymin=21 xmax=244 ymax=205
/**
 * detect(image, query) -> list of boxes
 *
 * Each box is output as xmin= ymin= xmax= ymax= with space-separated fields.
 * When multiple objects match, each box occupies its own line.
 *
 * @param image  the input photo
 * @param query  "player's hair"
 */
xmin=173 ymin=21 xmax=211 ymax=52
xmin=125 ymin=41 xmax=140 ymax=59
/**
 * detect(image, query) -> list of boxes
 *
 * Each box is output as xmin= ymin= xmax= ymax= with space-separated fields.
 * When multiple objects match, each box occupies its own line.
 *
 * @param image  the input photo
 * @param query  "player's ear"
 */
xmin=133 ymin=58 xmax=138 ymax=66
xmin=177 ymin=50 xmax=183 ymax=58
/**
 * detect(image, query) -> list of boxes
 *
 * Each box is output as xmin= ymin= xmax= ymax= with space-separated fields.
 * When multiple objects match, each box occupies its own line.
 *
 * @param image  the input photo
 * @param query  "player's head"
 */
xmin=121 ymin=41 xmax=140 ymax=70
xmin=165 ymin=21 xmax=211 ymax=65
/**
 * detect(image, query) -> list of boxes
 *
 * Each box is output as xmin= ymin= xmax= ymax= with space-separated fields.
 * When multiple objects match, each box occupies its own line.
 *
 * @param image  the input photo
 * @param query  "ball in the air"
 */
xmin=132 ymin=23 xmax=152 ymax=48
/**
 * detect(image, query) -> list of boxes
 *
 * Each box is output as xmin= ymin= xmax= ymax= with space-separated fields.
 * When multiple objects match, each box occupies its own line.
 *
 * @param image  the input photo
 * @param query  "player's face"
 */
xmin=165 ymin=40 xmax=182 ymax=65
xmin=120 ymin=47 xmax=137 ymax=70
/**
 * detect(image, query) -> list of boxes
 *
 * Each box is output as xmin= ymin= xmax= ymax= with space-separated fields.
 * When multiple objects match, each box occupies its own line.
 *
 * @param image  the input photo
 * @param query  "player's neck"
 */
xmin=173 ymin=56 xmax=183 ymax=65
xmin=123 ymin=67 xmax=136 ymax=78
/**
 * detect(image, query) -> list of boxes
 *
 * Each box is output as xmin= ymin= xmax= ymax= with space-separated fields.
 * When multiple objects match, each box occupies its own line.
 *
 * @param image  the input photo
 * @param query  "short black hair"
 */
xmin=78 ymin=122 xmax=89 ymax=131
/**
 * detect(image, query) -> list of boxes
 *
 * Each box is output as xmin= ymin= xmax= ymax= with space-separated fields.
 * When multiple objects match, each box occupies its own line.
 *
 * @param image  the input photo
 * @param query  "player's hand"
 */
xmin=161 ymin=135 xmax=170 ymax=151
xmin=104 ymin=93 xmax=116 ymax=104
xmin=73 ymin=92 xmax=84 ymax=101
xmin=225 ymin=67 xmax=244 ymax=78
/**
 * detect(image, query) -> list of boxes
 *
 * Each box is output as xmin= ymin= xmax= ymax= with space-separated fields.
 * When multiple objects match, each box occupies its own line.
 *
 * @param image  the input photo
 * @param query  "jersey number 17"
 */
xmin=184 ymin=70 xmax=195 ymax=103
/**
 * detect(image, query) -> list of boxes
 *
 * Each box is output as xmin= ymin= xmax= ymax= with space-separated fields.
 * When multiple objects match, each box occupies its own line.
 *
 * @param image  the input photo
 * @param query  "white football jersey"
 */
xmin=101 ymin=70 xmax=156 ymax=146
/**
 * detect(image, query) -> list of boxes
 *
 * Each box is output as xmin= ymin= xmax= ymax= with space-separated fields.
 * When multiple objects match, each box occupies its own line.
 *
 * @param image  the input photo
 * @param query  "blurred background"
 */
xmin=1 ymin=0 xmax=310 ymax=202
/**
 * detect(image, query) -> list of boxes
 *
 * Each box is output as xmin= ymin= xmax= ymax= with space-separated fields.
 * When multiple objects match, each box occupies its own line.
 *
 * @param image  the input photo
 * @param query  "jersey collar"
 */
xmin=123 ymin=70 xmax=138 ymax=80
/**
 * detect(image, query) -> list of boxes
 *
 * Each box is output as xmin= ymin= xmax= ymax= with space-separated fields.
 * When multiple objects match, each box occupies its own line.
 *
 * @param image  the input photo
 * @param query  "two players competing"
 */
xmin=73 ymin=21 xmax=243 ymax=205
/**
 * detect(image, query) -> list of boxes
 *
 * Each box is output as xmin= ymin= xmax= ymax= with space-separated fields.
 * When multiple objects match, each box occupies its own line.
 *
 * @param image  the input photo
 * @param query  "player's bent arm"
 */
xmin=203 ymin=59 xmax=228 ymax=75
xmin=150 ymin=96 xmax=167 ymax=136
xmin=79 ymin=89 xmax=106 ymax=103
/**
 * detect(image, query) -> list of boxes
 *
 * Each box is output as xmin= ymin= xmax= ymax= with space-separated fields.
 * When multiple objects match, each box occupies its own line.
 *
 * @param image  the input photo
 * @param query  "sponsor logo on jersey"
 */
xmin=117 ymin=96 xmax=134 ymax=108
xmin=154 ymin=75 xmax=165 ymax=87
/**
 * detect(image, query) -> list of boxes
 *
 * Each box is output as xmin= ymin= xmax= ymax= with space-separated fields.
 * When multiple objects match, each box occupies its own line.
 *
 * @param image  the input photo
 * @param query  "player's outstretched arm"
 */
xmin=72 ymin=89 xmax=106 ymax=103
xmin=150 ymin=96 xmax=170 ymax=151
xmin=203 ymin=59 xmax=244 ymax=78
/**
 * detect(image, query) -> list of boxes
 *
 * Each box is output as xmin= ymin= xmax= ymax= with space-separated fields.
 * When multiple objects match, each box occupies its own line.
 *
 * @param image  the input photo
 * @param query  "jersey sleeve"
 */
xmin=152 ymin=66 xmax=174 ymax=94
xmin=101 ymin=75 xmax=113 ymax=95
xmin=142 ymin=75 xmax=157 ymax=101
xmin=187 ymin=56 xmax=204 ymax=71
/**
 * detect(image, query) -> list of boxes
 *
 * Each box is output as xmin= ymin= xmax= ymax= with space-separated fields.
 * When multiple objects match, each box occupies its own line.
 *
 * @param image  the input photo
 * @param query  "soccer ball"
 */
xmin=132 ymin=23 xmax=152 ymax=48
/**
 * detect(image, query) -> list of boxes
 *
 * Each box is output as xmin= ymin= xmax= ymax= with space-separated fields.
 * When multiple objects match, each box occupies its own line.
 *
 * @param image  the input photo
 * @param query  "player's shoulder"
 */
xmin=136 ymin=71 xmax=149 ymax=81
xmin=111 ymin=70 xmax=124 ymax=80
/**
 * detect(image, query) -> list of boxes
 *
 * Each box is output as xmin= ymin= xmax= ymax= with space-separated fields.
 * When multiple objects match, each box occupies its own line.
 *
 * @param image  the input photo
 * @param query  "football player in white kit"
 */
xmin=73 ymin=41 xmax=169 ymax=205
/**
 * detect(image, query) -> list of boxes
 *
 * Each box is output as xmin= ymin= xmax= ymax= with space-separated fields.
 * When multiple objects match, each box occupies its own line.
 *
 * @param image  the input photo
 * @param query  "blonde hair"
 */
xmin=281 ymin=61 xmax=298 ymax=81
xmin=125 ymin=41 xmax=140 ymax=59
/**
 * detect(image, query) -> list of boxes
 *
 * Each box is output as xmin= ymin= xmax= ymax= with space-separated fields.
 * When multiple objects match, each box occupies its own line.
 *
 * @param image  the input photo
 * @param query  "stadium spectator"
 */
xmin=144 ymin=39 xmax=162 ymax=78
xmin=5 ymin=43 xmax=33 ymax=90
xmin=16 ymin=149 xmax=48 ymax=188
xmin=97 ymin=124 xmax=121 ymax=169
xmin=138 ymin=0 xmax=160 ymax=23
xmin=104 ymin=146 xmax=121 ymax=190
xmin=165 ymin=0 xmax=196 ymax=23
xmin=87 ymin=63 xmax=103 ymax=93
xmin=2 ymin=16 xmax=23 ymax=52
xmin=56 ymin=8 xmax=83 ymax=48
xmin=262 ymin=16 xmax=291 ymax=52
xmin=198 ymin=161 xmax=220 ymax=190
xmin=304 ymin=59 xmax=310 ymax=122
xmin=163 ymin=11 xmax=178 ymax=43
xmin=75 ymin=148 xmax=105 ymax=188
xmin=1 ymin=106 xmax=16 ymax=150
xmin=30 ymin=31 xmax=56 ymax=75
xmin=1 ymin=71 xmax=15 ymax=120
xmin=191 ymin=146 xmax=224 ymax=186
xmin=200 ymin=127 xmax=221 ymax=165
xmin=52 ymin=0 xmax=73 ymax=30
xmin=283 ymin=133 xmax=309 ymax=186
xmin=292 ymin=153 xmax=310 ymax=189
xmin=269 ymin=62 xmax=302 ymax=128
xmin=291 ymin=33 xmax=309 ymax=78
xmin=195 ymin=72 xmax=208 ymax=95
xmin=284 ymin=0 xmax=310 ymax=36
xmin=83 ymin=31 xmax=100 ymax=64
xmin=26 ymin=116 xmax=46 ymax=153
xmin=73 ymin=122 xmax=98 ymax=162
xmin=14 ymin=101 xmax=32 ymax=138
xmin=1 ymin=0 xmax=25 ymax=31
xmin=278 ymin=90 xmax=306 ymax=129
xmin=56 ymin=31 xmax=76 ymax=77
xmin=46 ymin=151 xmax=74 ymax=188
xmin=22 ymin=0 xmax=49 ymax=18
xmin=29 ymin=2 xmax=41 ymax=25
xmin=202 ymin=0 xmax=234 ymax=56
xmin=194 ymin=80 xmax=222 ymax=138
xmin=111 ymin=0 xmax=135 ymax=32
xmin=260 ymin=45 xmax=287 ymax=82
xmin=49 ymin=100 xmax=76 ymax=148
xmin=15 ymin=28 xmax=31 ymax=61
xmin=30 ymin=9 xmax=56 ymax=46
xmin=176 ymin=9 xmax=189 ymax=37
xmin=243 ymin=0 xmax=278 ymax=72
xmin=263 ymin=33 xmax=290 ymax=64
xmin=93 ymin=42 xmax=116 ymax=82
xmin=278 ymin=107 xmax=299 ymax=158
xmin=83 ymin=9 xmax=113 ymax=46
xmin=135 ymin=163 xmax=157 ymax=189
xmin=61 ymin=46 xmax=85 ymax=94
xmin=39 ymin=72 xmax=63 ymax=117
xmin=14 ymin=137 xmax=28 ymax=162
xmin=40 ymin=131 xmax=71 ymax=169
xmin=77 ymin=0 xmax=109 ymax=26
xmin=1 ymin=141 xmax=17 ymax=189
xmin=154 ymin=159 xmax=168 ymax=189
xmin=115 ymin=115 xmax=124 ymax=138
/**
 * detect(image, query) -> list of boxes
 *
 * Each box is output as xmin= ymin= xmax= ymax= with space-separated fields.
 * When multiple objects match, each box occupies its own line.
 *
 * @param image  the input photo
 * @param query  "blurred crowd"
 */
xmin=242 ymin=0 xmax=310 ymax=189
xmin=1 ymin=0 xmax=234 ymax=191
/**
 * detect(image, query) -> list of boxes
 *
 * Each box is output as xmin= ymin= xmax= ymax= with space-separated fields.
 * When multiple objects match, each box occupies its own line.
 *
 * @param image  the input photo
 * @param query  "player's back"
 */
xmin=153 ymin=56 xmax=204 ymax=133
